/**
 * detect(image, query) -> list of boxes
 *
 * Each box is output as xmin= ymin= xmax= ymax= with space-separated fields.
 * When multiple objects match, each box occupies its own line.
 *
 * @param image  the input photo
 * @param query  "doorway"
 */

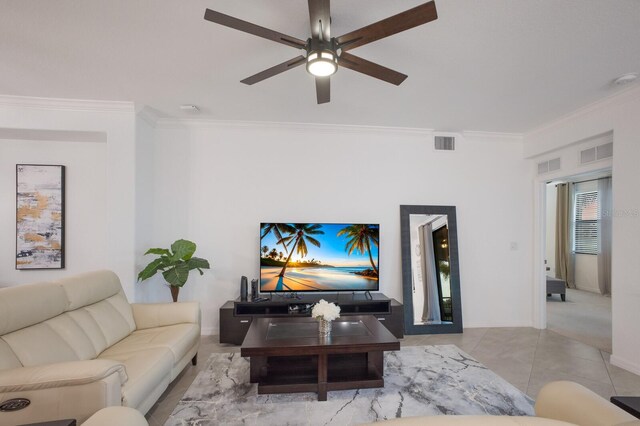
xmin=543 ymin=169 xmax=612 ymax=352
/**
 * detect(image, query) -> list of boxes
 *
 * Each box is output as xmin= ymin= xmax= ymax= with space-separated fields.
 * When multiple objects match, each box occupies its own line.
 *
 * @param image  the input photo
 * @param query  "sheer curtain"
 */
xmin=419 ymin=222 xmax=442 ymax=323
xmin=598 ymin=177 xmax=612 ymax=295
xmin=555 ymin=183 xmax=575 ymax=288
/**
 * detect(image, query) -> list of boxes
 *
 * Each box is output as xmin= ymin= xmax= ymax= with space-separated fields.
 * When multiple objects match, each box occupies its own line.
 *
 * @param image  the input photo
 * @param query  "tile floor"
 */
xmin=146 ymin=328 xmax=640 ymax=425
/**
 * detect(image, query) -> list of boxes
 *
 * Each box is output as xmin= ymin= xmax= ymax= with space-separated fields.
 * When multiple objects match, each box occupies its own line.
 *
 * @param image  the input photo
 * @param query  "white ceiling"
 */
xmin=1 ymin=0 xmax=639 ymax=133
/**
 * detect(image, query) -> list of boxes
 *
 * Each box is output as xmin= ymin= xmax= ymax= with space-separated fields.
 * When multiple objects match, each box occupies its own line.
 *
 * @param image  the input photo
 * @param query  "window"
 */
xmin=574 ymin=191 xmax=599 ymax=254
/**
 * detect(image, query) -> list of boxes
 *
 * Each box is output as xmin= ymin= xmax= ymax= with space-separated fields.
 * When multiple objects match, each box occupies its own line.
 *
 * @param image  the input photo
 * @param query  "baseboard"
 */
xmin=462 ymin=321 xmax=534 ymax=329
xmin=201 ymin=326 xmax=216 ymax=336
xmin=610 ymin=354 xmax=640 ymax=376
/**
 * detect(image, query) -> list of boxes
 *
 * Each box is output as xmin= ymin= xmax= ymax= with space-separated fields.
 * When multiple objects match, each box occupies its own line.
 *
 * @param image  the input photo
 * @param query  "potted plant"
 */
xmin=138 ymin=239 xmax=211 ymax=302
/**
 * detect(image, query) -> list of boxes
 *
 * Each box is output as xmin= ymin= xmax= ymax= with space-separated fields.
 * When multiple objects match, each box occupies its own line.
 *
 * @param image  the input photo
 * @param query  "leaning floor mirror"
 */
xmin=400 ymin=205 xmax=463 ymax=334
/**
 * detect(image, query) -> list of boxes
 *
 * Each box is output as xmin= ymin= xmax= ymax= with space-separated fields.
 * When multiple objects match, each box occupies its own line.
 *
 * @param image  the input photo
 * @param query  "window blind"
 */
xmin=574 ymin=191 xmax=599 ymax=254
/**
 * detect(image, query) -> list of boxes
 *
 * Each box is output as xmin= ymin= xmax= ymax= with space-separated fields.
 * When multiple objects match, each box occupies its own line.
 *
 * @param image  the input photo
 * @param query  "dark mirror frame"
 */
xmin=400 ymin=205 xmax=463 ymax=334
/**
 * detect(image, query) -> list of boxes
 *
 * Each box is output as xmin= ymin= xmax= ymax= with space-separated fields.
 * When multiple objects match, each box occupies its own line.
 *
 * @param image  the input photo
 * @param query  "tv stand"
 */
xmin=219 ymin=293 xmax=403 ymax=345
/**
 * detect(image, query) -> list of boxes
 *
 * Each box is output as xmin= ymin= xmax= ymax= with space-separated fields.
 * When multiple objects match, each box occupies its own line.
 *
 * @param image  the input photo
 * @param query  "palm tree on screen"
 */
xmin=337 ymin=224 xmax=379 ymax=275
xmin=277 ymin=224 xmax=324 ymax=277
xmin=261 ymin=223 xmax=295 ymax=254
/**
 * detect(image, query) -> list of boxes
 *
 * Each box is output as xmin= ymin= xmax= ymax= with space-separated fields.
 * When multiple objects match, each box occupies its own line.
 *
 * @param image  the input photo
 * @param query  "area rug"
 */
xmin=165 ymin=345 xmax=534 ymax=425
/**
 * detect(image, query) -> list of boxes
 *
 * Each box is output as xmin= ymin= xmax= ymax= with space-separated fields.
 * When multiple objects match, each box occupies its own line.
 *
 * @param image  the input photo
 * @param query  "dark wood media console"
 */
xmin=219 ymin=293 xmax=403 ymax=345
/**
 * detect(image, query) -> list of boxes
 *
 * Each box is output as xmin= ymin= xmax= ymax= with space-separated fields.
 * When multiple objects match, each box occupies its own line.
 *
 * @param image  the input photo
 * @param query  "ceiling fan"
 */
xmin=203 ymin=1 xmax=438 ymax=104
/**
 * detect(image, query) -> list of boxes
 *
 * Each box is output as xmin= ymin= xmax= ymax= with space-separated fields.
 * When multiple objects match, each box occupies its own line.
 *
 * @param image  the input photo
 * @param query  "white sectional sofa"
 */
xmin=0 ymin=270 xmax=200 ymax=425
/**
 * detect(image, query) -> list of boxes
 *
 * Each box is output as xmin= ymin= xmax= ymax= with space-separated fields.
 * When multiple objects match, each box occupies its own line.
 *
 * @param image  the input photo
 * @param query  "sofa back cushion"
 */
xmin=0 ymin=270 xmax=136 ymax=367
xmin=58 ymin=270 xmax=125 ymax=310
xmin=2 ymin=320 xmax=82 ymax=366
xmin=0 ymin=338 xmax=21 ymax=369
xmin=58 ymin=270 xmax=136 ymax=353
xmin=0 ymin=282 xmax=68 ymax=335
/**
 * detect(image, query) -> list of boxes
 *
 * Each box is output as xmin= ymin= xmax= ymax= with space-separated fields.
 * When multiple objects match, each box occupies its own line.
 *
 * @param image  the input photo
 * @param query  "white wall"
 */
xmin=545 ymin=183 xmax=557 ymax=277
xmin=525 ymin=86 xmax=640 ymax=375
xmin=0 ymin=97 xmax=138 ymax=298
xmin=144 ymin=122 xmax=532 ymax=334
xmin=0 ymin=138 xmax=107 ymax=284
xmin=134 ymin=114 xmax=157 ymax=301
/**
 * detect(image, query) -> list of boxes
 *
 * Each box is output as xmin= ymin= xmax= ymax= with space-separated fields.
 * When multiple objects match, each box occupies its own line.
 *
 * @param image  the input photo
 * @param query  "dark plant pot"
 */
xmin=170 ymin=286 xmax=179 ymax=302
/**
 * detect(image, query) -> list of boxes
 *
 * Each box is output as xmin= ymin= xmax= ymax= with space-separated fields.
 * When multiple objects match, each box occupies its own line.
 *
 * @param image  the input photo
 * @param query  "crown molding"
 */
xmin=155 ymin=117 xmax=436 ymax=136
xmin=462 ymin=130 xmax=523 ymax=142
xmin=0 ymin=95 xmax=135 ymax=113
xmin=136 ymin=106 xmax=163 ymax=127
xmin=526 ymin=84 xmax=640 ymax=138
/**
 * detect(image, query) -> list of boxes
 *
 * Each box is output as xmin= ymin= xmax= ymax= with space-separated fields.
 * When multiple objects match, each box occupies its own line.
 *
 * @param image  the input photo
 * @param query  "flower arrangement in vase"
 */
xmin=311 ymin=299 xmax=341 ymax=337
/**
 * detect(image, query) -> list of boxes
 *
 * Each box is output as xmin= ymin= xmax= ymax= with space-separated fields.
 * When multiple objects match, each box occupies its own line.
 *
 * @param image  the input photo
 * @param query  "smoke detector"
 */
xmin=613 ymin=73 xmax=638 ymax=86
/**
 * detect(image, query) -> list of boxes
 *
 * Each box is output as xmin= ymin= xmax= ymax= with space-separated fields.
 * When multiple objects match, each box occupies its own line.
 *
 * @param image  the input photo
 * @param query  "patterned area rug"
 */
xmin=165 ymin=345 xmax=534 ymax=425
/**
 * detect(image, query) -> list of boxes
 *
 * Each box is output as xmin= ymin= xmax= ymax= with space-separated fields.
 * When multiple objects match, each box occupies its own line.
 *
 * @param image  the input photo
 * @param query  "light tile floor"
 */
xmin=146 ymin=328 xmax=640 ymax=425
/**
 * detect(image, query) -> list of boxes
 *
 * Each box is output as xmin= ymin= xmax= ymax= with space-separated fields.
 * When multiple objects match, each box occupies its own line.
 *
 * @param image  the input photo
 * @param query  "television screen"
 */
xmin=260 ymin=223 xmax=380 ymax=292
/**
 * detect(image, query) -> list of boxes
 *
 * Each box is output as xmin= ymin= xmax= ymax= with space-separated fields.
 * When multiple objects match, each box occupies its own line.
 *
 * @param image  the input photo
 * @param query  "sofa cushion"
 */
xmin=44 ymin=313 xmax=99 ymax=360
xmin=99 ymin=323 xmax=200 ymax=364
xmin=2 ymin=321 xmax=80 ymax=367
xmin=72 ymin=293 xmax=136 ymax=352
xmin=98 ymin=347 xmax=172 ymax=410
xmin=0 ymin=338 xmax=21 ymax=370
xmin=57 ymin=270 xmax=122 ymax=310
xmin=0 ymin=282 xmax=68 ymax=335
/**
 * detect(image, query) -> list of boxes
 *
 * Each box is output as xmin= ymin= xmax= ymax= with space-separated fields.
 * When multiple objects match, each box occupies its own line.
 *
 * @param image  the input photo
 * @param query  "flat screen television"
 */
xmin=260 ymin=223 xmax=380 ymax=292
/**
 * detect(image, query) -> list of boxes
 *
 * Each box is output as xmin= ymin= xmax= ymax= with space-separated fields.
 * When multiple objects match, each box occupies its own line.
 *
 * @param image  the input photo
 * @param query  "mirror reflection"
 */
xmin=409 ymin=214 xmax=453 ymax=325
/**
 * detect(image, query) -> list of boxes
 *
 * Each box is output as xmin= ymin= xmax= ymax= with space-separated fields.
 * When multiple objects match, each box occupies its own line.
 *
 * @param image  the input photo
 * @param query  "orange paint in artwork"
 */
xmin=36 ymin=192 xmax=49 ymax=211
xmin=16 ymin=260 xmax=31 ymax=265
xmin=24 ymin=233 xmax=45 ymax=242
xmin=17 ymin=205 xmax=41 ymax=221
xmin=50 ymin=241 xmax=61 ymax=250
xmin=51 ymin=211 xmax=62 ymax=222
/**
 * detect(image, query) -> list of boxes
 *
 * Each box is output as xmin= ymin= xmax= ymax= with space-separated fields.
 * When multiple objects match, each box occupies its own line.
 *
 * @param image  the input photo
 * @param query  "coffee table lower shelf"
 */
xmin=251 ymin=353 xmax=384 ymax=399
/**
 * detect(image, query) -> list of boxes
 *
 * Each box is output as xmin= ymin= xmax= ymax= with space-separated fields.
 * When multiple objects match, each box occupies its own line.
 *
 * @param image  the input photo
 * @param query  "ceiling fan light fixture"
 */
xmin=306 ymin=50 xmax=338 ymax=77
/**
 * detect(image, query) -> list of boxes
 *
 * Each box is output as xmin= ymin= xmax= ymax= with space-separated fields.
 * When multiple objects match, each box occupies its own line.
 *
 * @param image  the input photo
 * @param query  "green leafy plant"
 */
xmin=138 ymin=239 xmax=210 ymax=289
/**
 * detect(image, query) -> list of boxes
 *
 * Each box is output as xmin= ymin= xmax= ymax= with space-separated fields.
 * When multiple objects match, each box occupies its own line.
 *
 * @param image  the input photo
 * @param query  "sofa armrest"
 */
xmin=535 ymin=381 xmax=636 ymax=426
xmin=0 ymin=359 xmax=127 ymax=392
xmin=82 ymin=406 xmax=148 ymax=426
xmin=0 ymin=360 xmax=126 ymax=425
xmin=131 ymin=302 xmax=200 ymax=330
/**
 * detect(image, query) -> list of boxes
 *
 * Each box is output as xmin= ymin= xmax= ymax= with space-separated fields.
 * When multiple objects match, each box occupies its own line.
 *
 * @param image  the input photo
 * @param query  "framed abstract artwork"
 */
xmin=16 ymin=164 xmax=65 ymax=269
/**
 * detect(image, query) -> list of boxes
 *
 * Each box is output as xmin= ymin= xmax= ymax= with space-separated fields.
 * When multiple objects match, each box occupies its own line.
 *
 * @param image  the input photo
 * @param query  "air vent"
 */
xmin=580 ymin=147 xmax=596 ymax=164
xmin=537 ymin=157 xmax=561 ymax=175
xmin=580 ymin=142 xmax=613 ymax=164
xmin=434 ymin=136 xmax=455 ymax=151
xmin=537 ymin=161 xmax=549 ymax=175
xmin=596 ymin=142 xmax=613 ymax=160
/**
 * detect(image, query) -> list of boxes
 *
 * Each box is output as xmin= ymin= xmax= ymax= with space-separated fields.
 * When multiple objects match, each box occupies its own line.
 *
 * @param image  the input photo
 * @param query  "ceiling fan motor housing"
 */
xmin=306 ymin=38 xmax=339 ymax=77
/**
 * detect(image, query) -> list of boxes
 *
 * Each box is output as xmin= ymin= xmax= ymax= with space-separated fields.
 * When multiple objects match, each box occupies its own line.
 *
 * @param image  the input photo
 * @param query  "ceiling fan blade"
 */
xmin=204 ymin=9 xmax=307 ymax=49
xmin=338 ymin=52 xmax=407 ymax=85
xmin=336 ymin=1 xmax=437 ymax=52
xmin=240 ymin=56 xmax=307 ymax=85
xmin=308 ymin=0 xmax=331 ymax=41
xmin=315 ymin=77 xmax=330 ymax=104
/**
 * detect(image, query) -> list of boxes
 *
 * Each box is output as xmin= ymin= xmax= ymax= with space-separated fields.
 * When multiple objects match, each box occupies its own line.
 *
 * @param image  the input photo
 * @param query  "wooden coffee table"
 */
xmin=240 ymin=315 xmax=400 ymax=401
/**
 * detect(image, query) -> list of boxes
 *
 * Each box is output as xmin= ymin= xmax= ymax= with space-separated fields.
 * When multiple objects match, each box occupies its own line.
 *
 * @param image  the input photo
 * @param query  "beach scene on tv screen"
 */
xmin=260 ymin=223 xmax=379 ymax=292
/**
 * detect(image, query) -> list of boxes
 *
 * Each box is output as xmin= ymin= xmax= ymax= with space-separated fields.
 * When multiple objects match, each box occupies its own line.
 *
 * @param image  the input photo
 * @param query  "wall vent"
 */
xmin=537 ymin=157 xmax=561 ymax=175
xmin=580 ymin=142 xmax=613 ymax=164
xmin=548 ymin=157 xmax=561 ymax=172
xmin=434 ymin=136 xmax=455 ymax=151
xmin=580 ymin=147 xmax=596 ymax=164
xmin=596 ymin=142 xmax=613 ymax=160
